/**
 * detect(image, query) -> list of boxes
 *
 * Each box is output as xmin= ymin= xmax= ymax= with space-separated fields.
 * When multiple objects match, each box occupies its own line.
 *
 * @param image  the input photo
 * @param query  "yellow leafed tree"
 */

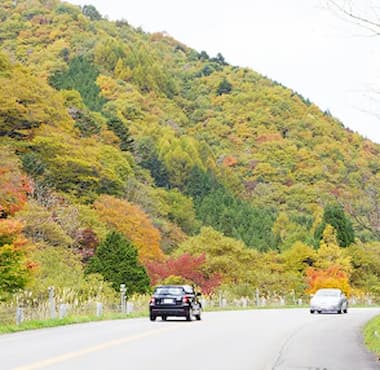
xmin=94 ymin=195 xmax=164 ymax=263
xmin=306 ymin=225 xmax=353 ymax=295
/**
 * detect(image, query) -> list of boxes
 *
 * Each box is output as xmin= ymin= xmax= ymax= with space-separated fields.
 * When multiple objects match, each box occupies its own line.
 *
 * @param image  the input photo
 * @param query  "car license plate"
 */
xmin=163 ymin=298 xmax=174 ymax=304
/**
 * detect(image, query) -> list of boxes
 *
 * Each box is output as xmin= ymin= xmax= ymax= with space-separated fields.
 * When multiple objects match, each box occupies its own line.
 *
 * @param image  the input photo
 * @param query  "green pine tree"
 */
xmin=216 ymin=78 xmax=232 ymax=95
xmin=86 ymin=231 xmax=150 ymax=294
xmin=106 ymin=117 xmax=134 ymax=152
xmin=315 ymin=203 xmax=355 ymax=247
xmin=82 ymin=5 xmax=102 ymax=20
xmin=49 ymin=56 xmax=106 ymax=111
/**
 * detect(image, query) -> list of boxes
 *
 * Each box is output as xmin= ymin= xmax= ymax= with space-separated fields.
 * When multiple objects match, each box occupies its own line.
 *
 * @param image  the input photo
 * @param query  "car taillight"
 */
xmin=182 ymin=296 xmax=190 ymax=304
xmin=150 ymin=297 xmax=155 ymax=304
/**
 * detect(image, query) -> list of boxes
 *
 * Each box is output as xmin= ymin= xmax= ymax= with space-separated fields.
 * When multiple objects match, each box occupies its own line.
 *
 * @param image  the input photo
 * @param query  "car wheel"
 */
xmin=343 ymin=306 xmax=348 ymax=314
xmin=195 ymin=312 xmax=201 ymax=320
xmin=310 ymin=309 xmax=315 ymax=314
xmin=150 ymin=314 xmax=156 ymax=321
xmin=162 ymin=316 xmax=167 ymax=321
xmin=186 ymin=308 xmax=192 ymax=321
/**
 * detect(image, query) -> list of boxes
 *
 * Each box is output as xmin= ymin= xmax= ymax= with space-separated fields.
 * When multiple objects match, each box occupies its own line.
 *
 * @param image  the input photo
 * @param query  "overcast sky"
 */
xmin=69 ymin=0 xmax=380 ymax=144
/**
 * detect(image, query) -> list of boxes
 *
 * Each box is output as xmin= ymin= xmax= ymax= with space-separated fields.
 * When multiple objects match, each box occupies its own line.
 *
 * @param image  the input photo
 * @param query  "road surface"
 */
xmin=0 ymin=308 xmax=379 ymax=370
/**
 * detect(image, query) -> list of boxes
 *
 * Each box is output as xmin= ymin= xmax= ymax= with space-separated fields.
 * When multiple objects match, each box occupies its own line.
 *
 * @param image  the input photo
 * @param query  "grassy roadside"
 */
xmin=364 ymin=314 xmax=380 ymax=357
xmin=0 ymin=311 xmax=148 ymax=335
xmin=1 ymin=305 xmax=375 ymax=335
xmin=0 ymin=305 xmax=305 ymax=334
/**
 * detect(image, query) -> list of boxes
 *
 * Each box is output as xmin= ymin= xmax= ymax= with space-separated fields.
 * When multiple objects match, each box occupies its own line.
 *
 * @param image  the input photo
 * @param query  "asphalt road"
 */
xmin=1 ymin=308 xmax=379 ymax=370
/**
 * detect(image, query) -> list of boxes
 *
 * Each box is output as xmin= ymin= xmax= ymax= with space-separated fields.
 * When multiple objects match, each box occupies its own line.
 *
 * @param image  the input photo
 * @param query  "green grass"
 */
xmin=0 ymin=311 xmax=147 ymax=334
xmin=364 ymin=315 xmax=380 ymax=356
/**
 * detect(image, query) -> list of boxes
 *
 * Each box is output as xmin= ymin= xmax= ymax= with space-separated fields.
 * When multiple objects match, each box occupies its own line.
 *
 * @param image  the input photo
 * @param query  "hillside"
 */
xmin=0 ymin=0 xmax=379 ymax=301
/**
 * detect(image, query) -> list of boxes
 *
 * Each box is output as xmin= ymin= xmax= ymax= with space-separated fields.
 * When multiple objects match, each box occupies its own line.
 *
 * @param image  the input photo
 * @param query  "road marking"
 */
xmin=0 ymin=320 xmax=117 ymax=345
xmin=13 ymin=325 xmax=180 ymax=370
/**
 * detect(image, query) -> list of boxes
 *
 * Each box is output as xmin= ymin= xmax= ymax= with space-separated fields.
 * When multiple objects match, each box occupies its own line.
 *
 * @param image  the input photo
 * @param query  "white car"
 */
xmin=310 ymin=288 xmax=348 ymax=314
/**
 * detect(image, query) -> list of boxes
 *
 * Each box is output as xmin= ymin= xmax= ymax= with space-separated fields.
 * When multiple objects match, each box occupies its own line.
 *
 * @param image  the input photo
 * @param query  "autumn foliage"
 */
xmin=222 ymin=156 xmax=238 ymax=167
xmin=0 ymin=219 xmax=35 ymax=297
xmin=306 ymin=265 xmax=351 ymax=296
xmin=0 ymin=0 xmax=379 ymax=303
xmin=94 ymin=195 xmax=164 ymax=263
xmin=146 ymin=253 xmax=221 ymax=294
xmin=74 ymin=228 xmax=99 ymax=263
xmin=0 ymin=150 xmax=32 ymax=217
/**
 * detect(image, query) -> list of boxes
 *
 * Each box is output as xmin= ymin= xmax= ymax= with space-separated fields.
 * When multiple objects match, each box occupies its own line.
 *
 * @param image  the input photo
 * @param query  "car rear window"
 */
xmin=155 ymin=287 xmax=184 ymax=295
xmin=316 ymin=289 xmax=340 ymax=297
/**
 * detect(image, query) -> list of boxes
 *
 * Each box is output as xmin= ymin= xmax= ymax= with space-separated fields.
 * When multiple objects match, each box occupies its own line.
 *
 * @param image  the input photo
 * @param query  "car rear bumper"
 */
xmin=150 ymin=305 xmax=189 ymax=317
xmin=311 ymin=306 xmax=341 ymax=312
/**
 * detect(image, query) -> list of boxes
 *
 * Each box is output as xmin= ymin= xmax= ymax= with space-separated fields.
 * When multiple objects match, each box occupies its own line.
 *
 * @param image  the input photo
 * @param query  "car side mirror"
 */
xmin=197 ymin=292 xmax=202 ymax=296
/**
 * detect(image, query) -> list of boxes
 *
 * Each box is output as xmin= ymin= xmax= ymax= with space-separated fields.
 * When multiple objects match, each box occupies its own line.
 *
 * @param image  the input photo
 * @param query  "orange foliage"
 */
xmin=256 ymin=133 xmax=282 ymax=144
xmin=94 ymin=195 xmax=164 ymax=263
xmin=0 ymin=219 xmax=36 ymax=271
xmin=0 ymin=152 xmax=32 ymax=217
xmin=0 ymin=170 xmax=31 ymax=216
xmin=0 ymin=219 xmax=30 ymax=252
xmin=306 ymin=265 xmax=351 ymax=296
xmin=222 ymin=156 xmax=238 ymax=167
xmin=0 ymin=218 xmax=24 ymax=236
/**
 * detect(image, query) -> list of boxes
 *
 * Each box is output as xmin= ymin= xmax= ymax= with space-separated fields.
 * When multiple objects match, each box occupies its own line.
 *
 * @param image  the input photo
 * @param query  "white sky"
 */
xmin=69 ymin=0 xmax=380 ymax=144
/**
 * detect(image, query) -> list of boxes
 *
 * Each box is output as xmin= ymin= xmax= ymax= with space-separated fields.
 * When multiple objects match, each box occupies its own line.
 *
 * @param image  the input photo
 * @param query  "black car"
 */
xmin=149 ymin=285 xmax=202 ymax=321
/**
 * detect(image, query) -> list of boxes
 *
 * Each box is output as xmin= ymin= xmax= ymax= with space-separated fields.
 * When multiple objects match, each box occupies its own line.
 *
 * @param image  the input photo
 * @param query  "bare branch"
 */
xmin=324 ymin=0 xmax=380 ymax=35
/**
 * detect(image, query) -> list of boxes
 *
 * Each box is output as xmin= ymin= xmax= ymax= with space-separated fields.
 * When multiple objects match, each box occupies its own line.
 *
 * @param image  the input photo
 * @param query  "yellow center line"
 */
xmin=13 ymin=325 xmax=181 ymax=370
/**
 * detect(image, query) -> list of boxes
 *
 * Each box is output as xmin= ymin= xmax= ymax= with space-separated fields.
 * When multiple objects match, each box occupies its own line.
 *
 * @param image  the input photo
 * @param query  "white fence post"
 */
xmin=16 ymin=307 xmax=24 ymax=325
xmin=201 ymin=298 xmax=206 ymax=310
xmin=120 ymin=284 xmax=126 ymax=313
xmin=48 ymin=286 xmax=56 ymax=319
xmin=126 ymin=302 xmax=134 ymax=314
xmin=255 ymin=288 xmax=260 ymax=306
xmin=96 ymin=302 xmax=103 ymax=317
xmin=59 ymin=304 xmax=67 ymax=319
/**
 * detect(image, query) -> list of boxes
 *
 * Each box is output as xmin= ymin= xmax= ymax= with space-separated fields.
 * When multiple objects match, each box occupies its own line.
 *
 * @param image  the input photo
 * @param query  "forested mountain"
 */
xmin=0 ymin=0 xmax=379 ymax=301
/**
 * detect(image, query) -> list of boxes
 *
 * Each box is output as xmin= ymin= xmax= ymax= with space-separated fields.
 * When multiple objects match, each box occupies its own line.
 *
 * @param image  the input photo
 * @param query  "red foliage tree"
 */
xmin=146 ymin=253 xmax=221 ymax=294
xmin=74 ymin=228 xmax=99 ymax=263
